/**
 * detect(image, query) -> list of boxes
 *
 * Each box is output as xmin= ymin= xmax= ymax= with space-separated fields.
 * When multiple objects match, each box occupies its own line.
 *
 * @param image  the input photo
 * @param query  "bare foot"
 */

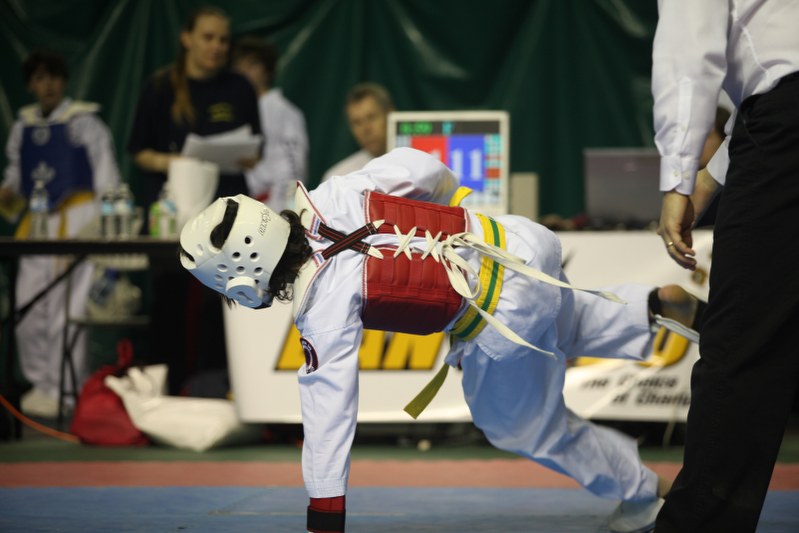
xmin=656 ymin=285 xmax=699 ymax=328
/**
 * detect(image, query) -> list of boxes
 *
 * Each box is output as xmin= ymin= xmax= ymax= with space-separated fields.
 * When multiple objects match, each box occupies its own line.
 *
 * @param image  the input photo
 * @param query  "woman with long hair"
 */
xmin=127 ymin=6 xmax=262 ymax=395
xmin=128 ymin=5 xmax=261 ymax=211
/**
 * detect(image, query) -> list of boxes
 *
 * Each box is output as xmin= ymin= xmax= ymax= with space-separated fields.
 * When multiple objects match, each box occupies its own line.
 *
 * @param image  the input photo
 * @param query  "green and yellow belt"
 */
xmin=404 ymin=212 xmax=506 ymax=419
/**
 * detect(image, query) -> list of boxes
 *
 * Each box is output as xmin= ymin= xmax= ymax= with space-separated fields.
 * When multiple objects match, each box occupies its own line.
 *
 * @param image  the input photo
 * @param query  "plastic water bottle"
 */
xmin=28 ymin=179 xmax=49 ymax=240
xmin=148 ymin=197 xmax=160 ymax=238
xmin=159 ymin=186 xmax=178 ymax=238
xmin=115 ymin=183 xmax=135 ymax=239
xmin=149 ymin=183 xmax=178 ymax=239
xmin=100 ymin=188 xmax=116 ymax=238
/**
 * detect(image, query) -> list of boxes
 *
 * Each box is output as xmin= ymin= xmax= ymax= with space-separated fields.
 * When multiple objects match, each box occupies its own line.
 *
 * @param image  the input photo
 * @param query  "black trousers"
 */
xmin=656 ymin=71 xmax=799 ymax=532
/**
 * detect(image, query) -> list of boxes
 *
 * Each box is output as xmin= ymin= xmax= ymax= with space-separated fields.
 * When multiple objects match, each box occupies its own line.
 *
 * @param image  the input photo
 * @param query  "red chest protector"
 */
xmin=359 ymin=191 xmax=467 ymax=335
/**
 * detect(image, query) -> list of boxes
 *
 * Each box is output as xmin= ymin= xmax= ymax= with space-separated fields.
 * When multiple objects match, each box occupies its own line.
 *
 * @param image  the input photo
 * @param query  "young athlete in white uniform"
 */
xmin=1 ymin=48 xmax=121 ymax=417
xmin=180 ymin=147 xmax=702 ymax=533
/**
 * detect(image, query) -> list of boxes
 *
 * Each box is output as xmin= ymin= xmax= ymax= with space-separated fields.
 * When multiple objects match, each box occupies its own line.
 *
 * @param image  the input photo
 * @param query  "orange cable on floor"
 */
xmin=0 ymin=392 xmax=80 ymax=444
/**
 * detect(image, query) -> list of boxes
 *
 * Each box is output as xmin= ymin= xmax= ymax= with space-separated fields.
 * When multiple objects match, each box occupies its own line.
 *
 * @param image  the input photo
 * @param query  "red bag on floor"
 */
xmin=69 ymin=339 xmax=149 ymax=446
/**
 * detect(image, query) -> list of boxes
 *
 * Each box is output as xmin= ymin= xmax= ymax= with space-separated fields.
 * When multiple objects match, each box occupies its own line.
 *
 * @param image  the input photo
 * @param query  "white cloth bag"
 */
xmin=104 ymin=365 xmax=259 ymax=452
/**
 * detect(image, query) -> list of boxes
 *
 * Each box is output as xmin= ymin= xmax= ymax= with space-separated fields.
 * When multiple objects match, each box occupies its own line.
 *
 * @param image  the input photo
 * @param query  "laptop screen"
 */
xmin=583 ymin=148 xmax=662 ymax=229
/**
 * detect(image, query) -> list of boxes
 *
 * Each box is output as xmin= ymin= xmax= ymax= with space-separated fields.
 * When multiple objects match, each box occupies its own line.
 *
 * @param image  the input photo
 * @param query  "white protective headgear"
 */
xmin=180 ymin=194 xmax=291 ymax=309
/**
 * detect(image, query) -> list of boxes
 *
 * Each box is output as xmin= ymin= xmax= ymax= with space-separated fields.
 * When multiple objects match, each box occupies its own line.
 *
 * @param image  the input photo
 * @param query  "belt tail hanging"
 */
xmin=403 ymin=364 xmax=450 ymax=419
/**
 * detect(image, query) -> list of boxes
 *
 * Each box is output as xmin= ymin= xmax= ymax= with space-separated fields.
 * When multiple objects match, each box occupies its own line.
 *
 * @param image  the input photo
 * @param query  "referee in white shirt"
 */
xmin=652 ymin=1 xmax=799 ymax=531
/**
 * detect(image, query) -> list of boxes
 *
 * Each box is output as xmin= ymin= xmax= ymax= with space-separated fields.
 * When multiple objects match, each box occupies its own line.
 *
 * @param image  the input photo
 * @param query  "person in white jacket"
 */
xmin=180 ymin=147 xmax=704 ymax=533
xmin=0 ymin=48 xmax=121 ymax=417
xmin=232 ymin=36 xmax=308 ymax=212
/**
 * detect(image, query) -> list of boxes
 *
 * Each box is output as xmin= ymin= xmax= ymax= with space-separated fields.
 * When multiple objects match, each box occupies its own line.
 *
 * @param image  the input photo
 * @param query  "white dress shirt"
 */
xmin=652 ymin=0 xmax=799 ymax=193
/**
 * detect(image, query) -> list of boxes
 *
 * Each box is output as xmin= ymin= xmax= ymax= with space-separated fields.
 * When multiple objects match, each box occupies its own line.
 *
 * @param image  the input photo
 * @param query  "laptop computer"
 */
xmin=583 ymin=148 xmax=662 ymax=229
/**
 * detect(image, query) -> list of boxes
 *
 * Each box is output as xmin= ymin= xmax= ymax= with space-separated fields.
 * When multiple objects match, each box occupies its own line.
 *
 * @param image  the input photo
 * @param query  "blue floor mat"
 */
xmin=0 ymin=487 xmax=797 ymax=532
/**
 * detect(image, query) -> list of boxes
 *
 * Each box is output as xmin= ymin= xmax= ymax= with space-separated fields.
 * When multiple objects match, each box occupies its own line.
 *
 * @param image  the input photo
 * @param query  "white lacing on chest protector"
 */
xmin=387 ymin=224 xmax=627 ymax=358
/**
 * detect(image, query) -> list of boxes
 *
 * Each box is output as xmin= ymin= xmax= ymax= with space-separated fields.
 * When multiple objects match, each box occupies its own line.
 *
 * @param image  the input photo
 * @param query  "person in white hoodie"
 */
xmin=180 ymin=148 xmax=706 ymax=533
xmin=0 ymin=47 xmax=121 ymax=417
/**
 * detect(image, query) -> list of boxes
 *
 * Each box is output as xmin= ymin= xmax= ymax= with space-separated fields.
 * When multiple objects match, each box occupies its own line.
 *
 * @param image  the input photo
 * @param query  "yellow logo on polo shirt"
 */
xmin=208 ymin=103 xmax=234 ymax=123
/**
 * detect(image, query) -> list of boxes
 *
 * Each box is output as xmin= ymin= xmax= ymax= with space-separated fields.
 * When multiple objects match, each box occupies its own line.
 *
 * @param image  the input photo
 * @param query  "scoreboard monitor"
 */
xmin=387 ymin=110 xmax=510 ymax=215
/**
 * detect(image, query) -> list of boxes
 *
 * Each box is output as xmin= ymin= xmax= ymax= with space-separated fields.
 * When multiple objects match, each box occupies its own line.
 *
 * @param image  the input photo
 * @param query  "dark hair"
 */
xmin=231 ymin=36 xmax=279 ymax=83
xmin=170 ymin=6 xmax=230 ymax=125
xmin=270 ymin=209 xmax=312 ymax=302
xmin=23 ymin=48 xmax=69 ymax=84
xmin=345 ymin=82 xmax=394 ymax=112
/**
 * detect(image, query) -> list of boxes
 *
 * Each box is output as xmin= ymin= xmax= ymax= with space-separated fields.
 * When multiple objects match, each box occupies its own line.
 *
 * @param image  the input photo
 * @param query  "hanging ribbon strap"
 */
xmin=441 ymin=218 xmax=626 ymax=358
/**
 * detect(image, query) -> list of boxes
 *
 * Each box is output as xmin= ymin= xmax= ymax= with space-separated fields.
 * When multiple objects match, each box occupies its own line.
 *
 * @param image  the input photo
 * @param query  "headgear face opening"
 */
xmin=180 ymin=194 xmax=291 ymax=309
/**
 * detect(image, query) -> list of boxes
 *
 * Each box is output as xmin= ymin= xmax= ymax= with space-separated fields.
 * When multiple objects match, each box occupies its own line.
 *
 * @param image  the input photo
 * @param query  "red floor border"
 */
xmin=1 ymin=460 xmax=798 ymax=490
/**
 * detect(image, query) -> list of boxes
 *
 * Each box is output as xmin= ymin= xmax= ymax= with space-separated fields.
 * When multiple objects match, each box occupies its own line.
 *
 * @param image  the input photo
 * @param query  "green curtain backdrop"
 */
xmin=0 ymin=0 xmax=658 ymax=218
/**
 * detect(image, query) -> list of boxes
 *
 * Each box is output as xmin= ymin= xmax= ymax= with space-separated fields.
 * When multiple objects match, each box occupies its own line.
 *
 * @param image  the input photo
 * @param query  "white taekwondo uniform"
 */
xmin=293 ymin=147 xmax=660 ymax=502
